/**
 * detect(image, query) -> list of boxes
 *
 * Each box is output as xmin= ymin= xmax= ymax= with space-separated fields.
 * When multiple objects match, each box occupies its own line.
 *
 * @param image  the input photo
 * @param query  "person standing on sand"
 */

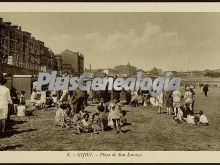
xmin=0 ymin=73 xmax=12 ymax=136
xmin=172 ymin=89 xmax=182 ymax=117
xmin=203 ymin=84 xmax=209 ymax=96
xmin=165 ymin=90 xmax=173 ymax=115
xmin=157 ymin=91 xmax=164 ymax=114
xmin=108 ymin=98 xmax=124 ymax=134
xmin=189 ymin=86 xmax=195 ymax=112
xmin=184 ymin=86 xmax=193 ymax=111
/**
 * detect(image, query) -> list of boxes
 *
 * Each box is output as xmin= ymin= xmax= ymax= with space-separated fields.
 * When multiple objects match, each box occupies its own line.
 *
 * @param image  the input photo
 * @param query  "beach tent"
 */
xmin=12 ymin=75 xmax=33 ymax=100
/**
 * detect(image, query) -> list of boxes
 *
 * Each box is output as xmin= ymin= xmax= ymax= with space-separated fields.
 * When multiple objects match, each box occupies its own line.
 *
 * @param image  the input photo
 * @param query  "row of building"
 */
xmin=91 ymin=63 xmax=137 ymax=78
xmin=0 ymin=17 xmax=84 ymax=76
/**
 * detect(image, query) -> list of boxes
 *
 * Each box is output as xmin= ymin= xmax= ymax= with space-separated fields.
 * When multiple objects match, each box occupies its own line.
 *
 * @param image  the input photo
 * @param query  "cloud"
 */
xmin=51 ymin=34 xmax=72 ymax=40
xmin=48 ymin=22 xmax=186 ymax=71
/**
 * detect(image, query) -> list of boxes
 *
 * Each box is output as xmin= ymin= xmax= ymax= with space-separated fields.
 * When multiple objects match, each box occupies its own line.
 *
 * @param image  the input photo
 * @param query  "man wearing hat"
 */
xmin=0 ymin=73 xmax=12 ymax=136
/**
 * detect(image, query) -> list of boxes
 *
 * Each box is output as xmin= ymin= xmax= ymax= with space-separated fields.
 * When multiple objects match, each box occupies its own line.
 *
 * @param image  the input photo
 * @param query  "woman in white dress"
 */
xmin=30 ymin=88 xmax=37 ymax=104
xmin=157 ymin=92 xmax=164 ymax=114
xmin=0 ymin=74 xmax=12 ymax=135
xmin=184 ymin=86 xmax=193 ymax=111
xmin=35 ymin=89 xmax=47 ymax=109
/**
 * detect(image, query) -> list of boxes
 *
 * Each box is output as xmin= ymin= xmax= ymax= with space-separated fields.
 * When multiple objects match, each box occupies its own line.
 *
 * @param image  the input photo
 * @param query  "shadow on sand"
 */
xmin=0 ymin=144 xmax=24 ymax=151
xmin=1 ymin=128 xmax=37 ymax=139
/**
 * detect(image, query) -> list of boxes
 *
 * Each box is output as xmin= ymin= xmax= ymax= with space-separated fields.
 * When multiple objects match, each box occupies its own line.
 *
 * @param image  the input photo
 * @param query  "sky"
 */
xmin=0 ymin=12 xmax=220 ymax=72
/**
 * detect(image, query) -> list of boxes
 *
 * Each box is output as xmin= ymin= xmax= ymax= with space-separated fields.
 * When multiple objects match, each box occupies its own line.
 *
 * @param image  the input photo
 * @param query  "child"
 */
xmin=157 ymin=91 xmax=164 ymax=114
xmin=17 ymin=91 xmax=26 ymax=117
xmin=172 ymin=89 xmax=182 ymax=117
xmin=165 ymin=91 xmax=173 ymax=115
xmin=184 ymin=87 xmax=193 ymax=111
xmin=130 ymin=91 xmax=138 ymax=107
xmin=92 ymin=98 xmax=107 ymax=131
xmin=89 ymin=90 xmax=95 ymax=104
xmin=30 ymin=89 xmax=37 ymax=105
xmin=97 ymin=98 xmax=106 ymax=112
xmin=180 ymin=106 xmax=188 ymax=119
xmin=51 ymin=90 xmax=58 ymax=107
xmin=120 ymin=110 xmax=127 ymax=126
xmin=45 ymin=90 xmax=54 ymax=109
xmin=197 ymin=111 xmax=209 ymax=126
xmin=76 ymin=113 xmax=98 ymax=134
xmin=143 ymin=91 xmax=151 ymax=106
xmin=78 ymin=106 xmax=87 ymax=120
xmin=174 ymin=107 xmax=185 ymax=124
xmin=36 ymin=89 xmax=47 ymax=109
xmin=72 ymin=113 xmax=81 ymax=129
xmin=55 ymin=103 xmax=67 ymax=127
xmin=19 ymin=91 xmax=26 ymax=105
xmin=63 ymin=104 xmax=74 ymax=128
xmin=186 ymin=114 xmax=196 ymax=125
xmin=185 ymin=103 xmax=193 ymax=115
xmin=10 ymin=87 xmax=19 ymax=114
xmin=108 ymin=98 xmax=124 ymax=134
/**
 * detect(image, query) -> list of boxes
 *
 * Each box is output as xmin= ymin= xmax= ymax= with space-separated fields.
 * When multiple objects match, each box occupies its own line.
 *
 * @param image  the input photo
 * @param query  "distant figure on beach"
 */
xmin=203 ymin=84 xmax=209 ymax=96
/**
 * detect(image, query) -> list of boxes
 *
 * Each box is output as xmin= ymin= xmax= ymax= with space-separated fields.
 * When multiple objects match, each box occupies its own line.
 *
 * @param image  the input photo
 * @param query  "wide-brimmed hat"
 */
xmin=0 ymin=73 xmax=7 ymax=85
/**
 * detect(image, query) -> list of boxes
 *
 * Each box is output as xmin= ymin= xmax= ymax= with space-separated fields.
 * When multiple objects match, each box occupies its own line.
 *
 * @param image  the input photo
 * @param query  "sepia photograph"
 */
xmin=0 ymin=9 xmax=220 ymax=156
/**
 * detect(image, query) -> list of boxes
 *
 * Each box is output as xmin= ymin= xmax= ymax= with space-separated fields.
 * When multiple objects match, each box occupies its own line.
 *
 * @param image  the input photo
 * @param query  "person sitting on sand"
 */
xmin=30 ymin=89 xmax=37 ymax=105
xmin=186 ymin=113 xmax=196 ymax=125
xmin=197 ymin=111 xmax=209 ymax=126
xmin=19 ymin=91 xmax=26 ymax=105
xmin=51 ymin=90 xmax=58 ymax=107
xmin=78 ymin=106 xmax=87 ymax=120
xmin=143 ymin=90 xmax=151 ymax=106
xmin=76 ymin=113 xmax=98 ymax=134
xmin=55 ymin=103 xmax=69 ymax=128
xmin=120 ymin=110 xmax=127 ymax=126
xmin=71 ymin=113 xmax=81 ymax=129
xmin=35 ymin=88 xmax=47 ymax=109
xmin=174 ymin=107 xmax=185 ymax=124
xmin=63 ymin=104 xmax=74 ymax=128
xmin=130 ymin=91 xmax=138 ymax=107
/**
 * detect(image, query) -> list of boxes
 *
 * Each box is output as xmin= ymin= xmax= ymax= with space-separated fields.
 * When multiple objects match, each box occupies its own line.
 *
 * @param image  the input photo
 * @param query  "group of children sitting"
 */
xmin=156 ymin=86 xmax=209 ymax=126
xmin=173 ymin=104 xmax=209 ymax=126
xmin=30 ymin=88 xmax=58 ymax=110
xmin=54 ymin=98 xmax=127 ymax=134
xmin=128 ymin=86 xmax=209 ymax=126
xmin=10 ymin=88 xmax=30 ymax=115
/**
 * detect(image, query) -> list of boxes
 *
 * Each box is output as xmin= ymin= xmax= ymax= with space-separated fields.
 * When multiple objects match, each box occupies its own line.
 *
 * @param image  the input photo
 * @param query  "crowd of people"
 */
xmin=155 ymin=86 xmax=209 ymax=125
xmin=49 ymin=83 xmax=209 ymax=135
xmin=127 ymin=85 xmax=209 ymax=125
xmin=54 ymin=97 xmax=127 ymax=134
xmin=0 ymin=72 xmax=211 ymax=137
xmin=29 ymin=82 xmax=128 ymax=134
